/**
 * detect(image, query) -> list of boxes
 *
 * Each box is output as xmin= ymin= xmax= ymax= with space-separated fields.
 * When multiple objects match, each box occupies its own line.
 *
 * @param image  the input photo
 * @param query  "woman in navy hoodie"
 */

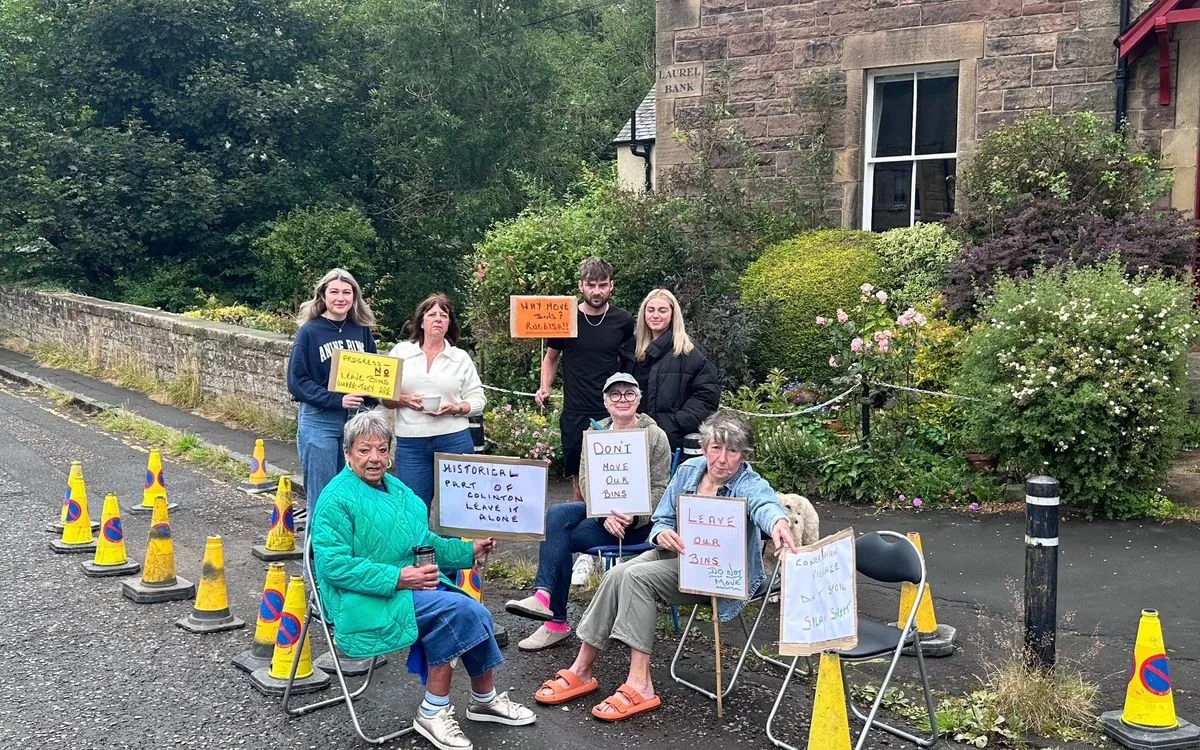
xmin=287 ymin=268 xmax=378 ymax=517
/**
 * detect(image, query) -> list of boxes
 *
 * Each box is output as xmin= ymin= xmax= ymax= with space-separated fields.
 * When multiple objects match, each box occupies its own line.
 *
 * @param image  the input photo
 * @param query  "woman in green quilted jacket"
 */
xmin=311 ymin=409 xmax=536 ymax=750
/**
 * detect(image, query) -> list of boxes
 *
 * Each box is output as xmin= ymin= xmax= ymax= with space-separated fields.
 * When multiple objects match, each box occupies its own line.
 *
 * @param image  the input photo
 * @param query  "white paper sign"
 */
xmin=583 ymin=429 xmax=651 ymax=518
xmin=779 ymin=527 xmax=858 ymax=656
xmin=677 ymin=495 xmax=748 ymax=599
xmin=432 ymin=453 xmax=548 ymax=541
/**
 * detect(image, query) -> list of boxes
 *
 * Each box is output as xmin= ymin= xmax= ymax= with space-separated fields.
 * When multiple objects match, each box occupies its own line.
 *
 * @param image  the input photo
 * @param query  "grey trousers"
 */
xmin=576 ymin=548 xmax=707 ymax=654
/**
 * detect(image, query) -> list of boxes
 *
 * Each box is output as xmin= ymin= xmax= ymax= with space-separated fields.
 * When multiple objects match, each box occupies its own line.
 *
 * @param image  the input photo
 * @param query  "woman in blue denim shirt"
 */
xmin=532 ymin=412 xmax=798 ymax=722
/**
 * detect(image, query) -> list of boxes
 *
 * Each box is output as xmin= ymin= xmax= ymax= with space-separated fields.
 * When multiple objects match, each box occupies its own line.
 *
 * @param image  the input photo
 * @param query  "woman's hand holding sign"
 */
xmin=771 ymin=518 xmax=798 ymax=557
xmin=603 ymin=511 xmax=633 ymax=539
xmin=654 ymin=529 xmax=686 ymax=555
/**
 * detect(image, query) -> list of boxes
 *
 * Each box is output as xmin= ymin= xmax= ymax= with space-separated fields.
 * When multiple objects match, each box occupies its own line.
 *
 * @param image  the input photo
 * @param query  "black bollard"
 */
xmin=860 ymin=381 xmax=871 ymax=441
xmin=1024 ymin=475 xmax=1060 ymax=669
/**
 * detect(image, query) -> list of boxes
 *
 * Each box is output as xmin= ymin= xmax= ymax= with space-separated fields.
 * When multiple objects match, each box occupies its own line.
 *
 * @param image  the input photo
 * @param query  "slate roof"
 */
xmin=613 ymin=90 xmax=656 ymax=144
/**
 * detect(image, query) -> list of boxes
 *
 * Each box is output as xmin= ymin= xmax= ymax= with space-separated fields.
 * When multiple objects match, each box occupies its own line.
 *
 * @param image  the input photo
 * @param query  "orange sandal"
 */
xmin=590 ymin=683 xmax=662 ymax=722
xmin=535 ymin=668 xmax=599 ymax=705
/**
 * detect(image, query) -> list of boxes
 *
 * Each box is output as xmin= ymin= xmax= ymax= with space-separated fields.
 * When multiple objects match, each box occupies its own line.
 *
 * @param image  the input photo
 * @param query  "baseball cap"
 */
xmin=603 ymin=372 xmax=639 ymax=392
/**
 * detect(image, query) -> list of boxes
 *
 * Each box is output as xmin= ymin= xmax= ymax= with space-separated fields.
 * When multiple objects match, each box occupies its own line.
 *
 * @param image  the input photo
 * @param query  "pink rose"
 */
xmin=836 ymin=309 xmax=849 ymax=324
xmin=850 ymin=337 xmax=864 ymax=353
xmin=877 ymin=338 xmax=890 ymax=353
xmin=875 ymin=290 xmax=888 ymax=303
xmin=912 ymin=497 xmax=923 ymax=508
xmin=815 ymin=316 xmax=827 ymax=326
xmin=860 ymin=283 xmax=873 ymax=295
xmin=898 ymin=494 xmax=906 ymax=502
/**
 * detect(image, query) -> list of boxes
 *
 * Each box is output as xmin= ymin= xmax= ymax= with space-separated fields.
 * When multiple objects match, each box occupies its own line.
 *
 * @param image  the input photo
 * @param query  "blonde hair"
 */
xmin=296 ymin=268 xmax=377 ymax=328
xmin=634 ymin=288 xmax=694 ymax=362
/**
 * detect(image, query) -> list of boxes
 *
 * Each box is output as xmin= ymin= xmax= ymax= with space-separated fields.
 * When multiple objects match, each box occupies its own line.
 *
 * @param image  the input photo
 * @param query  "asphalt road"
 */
xmin=2 ymin=376 xmax=1199 ymax=750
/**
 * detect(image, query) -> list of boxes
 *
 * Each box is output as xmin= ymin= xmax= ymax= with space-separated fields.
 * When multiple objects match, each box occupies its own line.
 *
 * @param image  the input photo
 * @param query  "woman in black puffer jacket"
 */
xmin=620 ymin=289 xmax=721 ymax=451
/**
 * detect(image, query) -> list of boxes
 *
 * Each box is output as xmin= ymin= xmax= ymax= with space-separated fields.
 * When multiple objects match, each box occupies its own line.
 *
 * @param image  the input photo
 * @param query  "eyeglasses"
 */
xmin=606 ymin=390 xmax=638 ymax=403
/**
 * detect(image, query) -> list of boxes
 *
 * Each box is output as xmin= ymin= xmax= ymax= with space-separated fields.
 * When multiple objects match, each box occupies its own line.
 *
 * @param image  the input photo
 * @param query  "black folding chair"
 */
xmin=766 ymin=531 xmax=939 ymax=750
xmin=670 ymin=554 xmax=801 ymax=700
xmin=279 ymin=534 xmax=411 ymax=744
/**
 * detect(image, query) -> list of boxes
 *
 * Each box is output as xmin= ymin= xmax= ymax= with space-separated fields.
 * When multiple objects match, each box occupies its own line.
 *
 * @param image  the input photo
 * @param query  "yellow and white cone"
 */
xmin=251 ymin=476 xmax=302 ymax=561
xmin=177 ymin=535 xmax=246 ymax=633
xmin=50 ymin=470 xmax=97 ymax=554
xmin=895 ymin=532 xmax=956 ymax=657
xmin=120 ymin=495 xmax=195 ymax=603
xmin=128 ymin=449 xmax=177 ymax=514
xmin=47 ymin=461 xmax=99 ymax=534
xmin=807 ymin=652 xmax=851 ymax=750
xmin=81 ymin=494 xmax=140 ymax=577
xmin=249 ymin=575 xmax=329 ymax=695
xmin=238 ymin=439 xmax=278 ymax=494
xmin=233 ymin=563 xmax=287 ymax=673
xmin=1101 ymin=609 xmax=1200 ymax=748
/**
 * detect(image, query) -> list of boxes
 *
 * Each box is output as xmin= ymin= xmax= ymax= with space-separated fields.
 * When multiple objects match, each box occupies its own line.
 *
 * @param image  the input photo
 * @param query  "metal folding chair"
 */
xmin=669 ymin=555 xmax=797 ymax=700
xmin=766 ymin=531 xmax=939 ymax=750
xmin=279 ymin=534 xmax=411 ymax=744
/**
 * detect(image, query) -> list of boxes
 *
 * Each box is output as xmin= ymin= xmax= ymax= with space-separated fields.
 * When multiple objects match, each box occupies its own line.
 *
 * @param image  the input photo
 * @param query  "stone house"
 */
xmin=632 ymin=0 xmax=1198 ymax=228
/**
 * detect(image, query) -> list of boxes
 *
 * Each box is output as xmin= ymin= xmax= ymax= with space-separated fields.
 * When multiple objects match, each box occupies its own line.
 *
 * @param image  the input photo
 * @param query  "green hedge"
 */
xmin=739 ymin=230 xmax=880 ymax=381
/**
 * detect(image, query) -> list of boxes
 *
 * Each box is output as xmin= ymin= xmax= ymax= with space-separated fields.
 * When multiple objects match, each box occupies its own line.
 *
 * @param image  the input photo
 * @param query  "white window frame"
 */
xmin=862 ymin=64 xmax=960 ymax=231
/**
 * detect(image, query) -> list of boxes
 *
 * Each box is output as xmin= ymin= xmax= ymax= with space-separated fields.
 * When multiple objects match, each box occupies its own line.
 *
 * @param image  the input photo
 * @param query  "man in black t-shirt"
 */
xmin=535 ymin=257 xmax=634 ymax=501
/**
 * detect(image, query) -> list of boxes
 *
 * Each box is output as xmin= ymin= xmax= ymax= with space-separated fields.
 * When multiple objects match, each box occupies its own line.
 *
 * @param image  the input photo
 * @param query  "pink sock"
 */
xmin=534 ymin=589 xmax=550 ymax=608
xmin=544 ymin=620 xmax=570 ymax=634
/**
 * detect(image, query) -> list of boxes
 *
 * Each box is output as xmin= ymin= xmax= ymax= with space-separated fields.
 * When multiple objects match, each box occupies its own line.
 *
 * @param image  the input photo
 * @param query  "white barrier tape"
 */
xmin=1025 ymin=535 xmax=1059 ymax=547
xmin=1025 ymin=495 xmax=1061 ymax=506
xmin=719 ymin=383 xmax=860 ymax=419
xmin=875 ymin=381 xmax=985 ymax=402
xmin=481 ymin=384 xmax=557 ymax=399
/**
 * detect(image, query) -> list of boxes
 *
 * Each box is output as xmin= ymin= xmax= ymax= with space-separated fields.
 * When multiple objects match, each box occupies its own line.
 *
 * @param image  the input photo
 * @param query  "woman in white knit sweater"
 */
xmin=386 ymin=293 xmax=486 ymax=508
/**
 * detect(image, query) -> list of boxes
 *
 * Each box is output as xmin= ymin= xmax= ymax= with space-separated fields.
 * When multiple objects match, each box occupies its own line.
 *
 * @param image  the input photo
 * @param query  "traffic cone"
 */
xmin=249 ymin=575 xmax=330 ymax=696
xmin=81 ymin=494 xmax=141 ymax=577
xmin=232 ymin=563 xmax=287 ymax=673
xmin=47 ymin=461 xmax=99 ymax=534
xmin=128 ymin=449 xmax=177 ymax=515
xmin=807 ymin=652 xmax=851 ymax=750
xmin=50 ymin=473 xmax=97 ymax=554
xmin=1101 ymin=609 xmax=1200 ymax=749
xmin=238 ymin=439 xmax=278 ymax=494
xmin=894 ymin=532 xmax=956 ymax=657
xmin=121 ymin=495 xmax=195 ymax=604
xmin=251 ymin=475 xmax=302 ymax=561
xmin=177 ymin=535 xmax=246 ymax=633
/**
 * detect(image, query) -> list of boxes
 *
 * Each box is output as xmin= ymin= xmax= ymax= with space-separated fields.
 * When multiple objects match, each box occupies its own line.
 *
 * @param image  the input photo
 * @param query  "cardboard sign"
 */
xmin=779 ymin=528 xmax=858 ymax=657
xmin=509 ymin=296 xmax=578 ymax=339
xmin=433 ymin=453 xmax=549 ymax=541
xmin=583 ymin=429 xmax=652 ymax=518
xmin=677 ymin=495 xmax=748 ymax=599
xmin=327 ymin=350 xmax=403 ymax=400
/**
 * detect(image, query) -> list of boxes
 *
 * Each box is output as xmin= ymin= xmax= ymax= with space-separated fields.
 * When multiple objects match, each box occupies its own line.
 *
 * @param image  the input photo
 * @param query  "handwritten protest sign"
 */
xmin=779 ymin=527 xmax=858 ymax=656
xmin=509 ymin=296 xmax=578 ymax=339
xmin=433 ymin=453 xmax=549 ymax=541
xmin=583 ymin=429 xmax=651 ymax=518
xmin=327 ymin=350 xmax=403 ymax=400
xmin=677 ymin=495 xmax=748 ymax=599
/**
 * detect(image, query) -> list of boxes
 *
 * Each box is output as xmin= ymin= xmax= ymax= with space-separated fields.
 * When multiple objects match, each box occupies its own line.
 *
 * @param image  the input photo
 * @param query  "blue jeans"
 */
xmin=394 ymin=429 xmax=474 ymax=508
xmin=297 ymin=403 xmax=348 ymax=517
xmin=413 ymin=590 xmax=504 ymax=675
xmin=534 ymin=501 xmax=651 ymax=623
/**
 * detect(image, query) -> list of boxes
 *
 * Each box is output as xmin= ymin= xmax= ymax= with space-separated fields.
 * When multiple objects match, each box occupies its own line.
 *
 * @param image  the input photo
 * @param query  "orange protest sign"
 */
xmin=509 ymin=296 xmax=578 ymax=339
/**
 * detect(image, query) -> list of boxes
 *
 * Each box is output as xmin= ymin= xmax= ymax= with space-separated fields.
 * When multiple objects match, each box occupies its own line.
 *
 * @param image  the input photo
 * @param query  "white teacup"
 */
xmin=421 ymin=395 xmax=442 ymax=412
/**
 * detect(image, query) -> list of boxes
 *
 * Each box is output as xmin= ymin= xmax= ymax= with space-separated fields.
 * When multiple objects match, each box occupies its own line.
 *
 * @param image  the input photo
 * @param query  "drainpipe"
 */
xmin=628 ymin=108 xmax=654 ymax=192
xmin=1115 ymin=0 xmax=1132 ymax=130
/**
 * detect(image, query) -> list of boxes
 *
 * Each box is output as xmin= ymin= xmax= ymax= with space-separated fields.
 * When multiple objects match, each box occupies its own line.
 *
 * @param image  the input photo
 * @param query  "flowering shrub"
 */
xmin=957 ymin=260 xmax=1193 ymax=518
xmin=483 ymin=402 xmax=562 ymax=466
xmin=820 ymin=284 xmax=928 ymax=388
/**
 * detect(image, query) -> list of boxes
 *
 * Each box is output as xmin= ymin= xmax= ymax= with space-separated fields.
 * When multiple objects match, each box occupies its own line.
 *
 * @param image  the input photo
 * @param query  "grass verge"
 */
xmin=94 ymin=408 xmax=257 ymax=482
xmin=14 ymin=339 xmax=296 ymax=441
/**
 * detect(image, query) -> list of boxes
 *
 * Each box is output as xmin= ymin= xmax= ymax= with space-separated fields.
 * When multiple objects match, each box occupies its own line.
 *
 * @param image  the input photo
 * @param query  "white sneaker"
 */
xmin=571 ymin=554 xmax=596 ymax=586
xmin=414 ymin=705 xmax=473 ymax=750
xmin=465 ymin=691 xmax=537 ymax=726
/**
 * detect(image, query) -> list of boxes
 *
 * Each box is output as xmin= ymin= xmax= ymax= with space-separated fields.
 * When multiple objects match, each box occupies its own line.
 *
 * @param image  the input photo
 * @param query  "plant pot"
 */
xmin=965 ymin=452 xmax=998 ymax=472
